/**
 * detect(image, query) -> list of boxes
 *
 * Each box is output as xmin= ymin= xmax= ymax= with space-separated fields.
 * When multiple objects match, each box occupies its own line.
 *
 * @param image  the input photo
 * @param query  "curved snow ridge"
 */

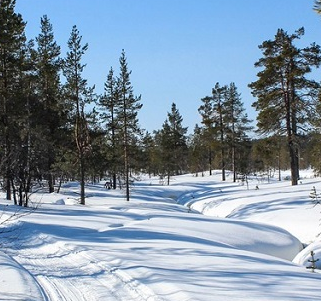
xmin=0 ymin=251 xmax=46 ymax=301
xmin=13 ymin=237 xmax=164 ymax=301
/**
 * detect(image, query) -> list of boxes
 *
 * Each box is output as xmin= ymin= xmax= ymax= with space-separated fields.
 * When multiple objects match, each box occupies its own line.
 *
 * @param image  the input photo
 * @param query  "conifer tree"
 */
xmin=115 ymin=50 xmax=142 ymax=201
xmin=199 ymin=83 xmax=227 ymax=180
xmin=63 ymin=25 xmax=93 ymax=205
xmin=212 ymin=83 xmax=227 ymax=181
xmin=99 ymin=67 xmax=120 ymax=189
xmin=141 ymin=131 xmax=156 ymax=177
xmin=198 ymin=96 xmax=216 ymax=175
xmin=157 ymin=103 xmax=188 ymax=185
xmin=34 ymin=15 xmax=62 ymax=193
xmin=249 ymin=28 xmax=321 ymax=185
xmin=188 ymin=124 xmax=208 ymax=176
xmin=0 ymin=0 xmax=27 ymax=201
xmin=224 ymin=83 xmax=253 ymax=182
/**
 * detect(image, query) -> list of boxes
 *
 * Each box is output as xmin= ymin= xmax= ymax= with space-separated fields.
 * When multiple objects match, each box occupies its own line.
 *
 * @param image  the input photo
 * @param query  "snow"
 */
xmin=1 ymin=170 xmax=321 ymax=300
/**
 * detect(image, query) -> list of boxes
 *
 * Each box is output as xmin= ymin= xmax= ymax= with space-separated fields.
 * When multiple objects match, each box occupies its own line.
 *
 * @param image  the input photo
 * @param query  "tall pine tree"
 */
xmin=99 ymin=67 xmax=120 ymax=189
xmin=63 ymin=25 xmax=93 ymax=204
xmin=115 ymin=50 xmax=142 ymax=201
xmin=199 ymin=83 xmax=227 ymax=180
xmin=34 ymin=15 xmax=62 ymax=193
xmin=224 ymin=83 xmax=252 ymax=182
xmin=249 ymin=28 xmax=321 ymax=185
xmin=0 ymin=0 xmax=27 ymax=201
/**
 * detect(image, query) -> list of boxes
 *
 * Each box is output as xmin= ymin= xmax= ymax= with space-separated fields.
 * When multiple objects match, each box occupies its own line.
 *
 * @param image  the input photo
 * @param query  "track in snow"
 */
xmin=13 ymin=237 xmax=164 ymax=301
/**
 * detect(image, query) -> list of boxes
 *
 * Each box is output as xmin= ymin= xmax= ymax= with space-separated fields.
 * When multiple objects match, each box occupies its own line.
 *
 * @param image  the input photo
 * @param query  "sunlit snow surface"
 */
xmin=1 ymin=170 xmax=321 ymax=300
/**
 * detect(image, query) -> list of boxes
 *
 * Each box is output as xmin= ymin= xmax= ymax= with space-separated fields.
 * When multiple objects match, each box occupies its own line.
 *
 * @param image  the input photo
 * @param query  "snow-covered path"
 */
xmin=13 ymin=236 xmax=162 ymax=301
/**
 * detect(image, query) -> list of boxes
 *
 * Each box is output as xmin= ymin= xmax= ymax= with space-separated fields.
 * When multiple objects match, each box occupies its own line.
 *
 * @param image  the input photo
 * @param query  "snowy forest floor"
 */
xmin=1 ymin=170 xmax=321 ymax=300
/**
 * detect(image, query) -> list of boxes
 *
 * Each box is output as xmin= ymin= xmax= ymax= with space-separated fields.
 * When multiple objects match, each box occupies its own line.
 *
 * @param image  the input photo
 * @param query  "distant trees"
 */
xmin=188 ymin=125 xmax=208 ymax=176
xmin=198 ymin=82 xmax=252 ymax=182
xmin=249 ymin=28 xmax=321 ymax=185
xmin=155 ymin=103 xmax=188 ymax=185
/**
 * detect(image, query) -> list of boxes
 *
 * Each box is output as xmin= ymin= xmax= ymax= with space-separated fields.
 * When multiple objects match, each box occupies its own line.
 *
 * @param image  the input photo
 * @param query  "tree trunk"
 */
xmin=48 ymin=173 xmax=55 ymax=193
xmin=208 ymin=147 xmax=212 ymax=176
xmin=288 ymin=139 xmax=299 ymax=185
xmin=232 ymin=145 xmax=236 ymax=183
xmin=112 ymin=173 xmax=117 ymax=190
xmin=79 ymin=151 xmax=85 ymax=205
xmin=124 ymin=145 xmax=130 ymax=201
xmin=218 ymin=100 xmax=226 ymax=181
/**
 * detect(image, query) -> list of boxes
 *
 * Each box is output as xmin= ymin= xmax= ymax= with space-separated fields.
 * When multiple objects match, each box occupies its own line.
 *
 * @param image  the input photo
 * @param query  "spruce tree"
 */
xmin=249 ymin=28 xmax=321 ymax=185
xmin=157 ymin=102 xmax=188 ymax=185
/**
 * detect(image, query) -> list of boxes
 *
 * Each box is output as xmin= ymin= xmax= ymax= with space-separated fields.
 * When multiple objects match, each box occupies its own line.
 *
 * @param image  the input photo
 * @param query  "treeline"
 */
xmin=1 ymin=0 xmax=321 ymax=206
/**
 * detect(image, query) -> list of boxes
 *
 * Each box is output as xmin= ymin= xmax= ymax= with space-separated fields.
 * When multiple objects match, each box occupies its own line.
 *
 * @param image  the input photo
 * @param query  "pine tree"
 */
xmin=34 ymin=15 xmax=62 ymax=193
xmin=224 ymin=83 xmax=253 ymax=182
xmin=249 ymin=28 xmax=321 ymax=185
xmin=197 ymin=96 xmax=216 ymax=175
xmin=63 ymin=25 xmax=93 ymax=205
xmin=199 ymin=83 xmax=227 ymax=180
xmin=99 ymin=67 xmax=120 ymax=189
xmin=0 ymin=0 xmax=28 ymax=201
xmin=115 ymin=50 xmax=142 ymax=201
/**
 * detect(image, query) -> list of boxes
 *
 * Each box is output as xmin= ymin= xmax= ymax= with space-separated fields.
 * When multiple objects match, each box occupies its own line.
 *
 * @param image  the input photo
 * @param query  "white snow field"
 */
xmin=1 ymin=170 xmax=321 ymax=300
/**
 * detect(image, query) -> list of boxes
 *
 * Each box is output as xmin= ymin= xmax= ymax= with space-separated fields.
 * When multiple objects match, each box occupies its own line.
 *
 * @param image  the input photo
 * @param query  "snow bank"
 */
xmin=293 ymin=239 xmax=321 ymax=269
xmin=0 ymin=251 xmax=44 ymax=300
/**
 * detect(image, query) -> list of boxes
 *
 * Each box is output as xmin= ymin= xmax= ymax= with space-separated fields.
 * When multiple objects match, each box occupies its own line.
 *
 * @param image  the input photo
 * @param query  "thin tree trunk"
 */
xmin=232 ymin=145 xmax=236 ymax=183
xmin=124 ymin=143 xmax=130 ymax=201
xmin=208 ymin=147 xmax=212 ymax=176
xmin=80 ymin=153 xmax=85 ymax=205
xmin=218 ymin=99 xmax=226 ymax=181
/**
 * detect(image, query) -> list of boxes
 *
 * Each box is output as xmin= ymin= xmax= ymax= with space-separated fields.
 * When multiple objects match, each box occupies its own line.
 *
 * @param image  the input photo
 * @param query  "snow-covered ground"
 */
xmin=1 ymin=170 xmax=321 ymax=300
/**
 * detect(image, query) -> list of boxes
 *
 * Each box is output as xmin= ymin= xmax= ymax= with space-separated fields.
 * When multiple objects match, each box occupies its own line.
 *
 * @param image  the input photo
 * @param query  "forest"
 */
xmin=2 ymin=0 xmax=321 ymax=206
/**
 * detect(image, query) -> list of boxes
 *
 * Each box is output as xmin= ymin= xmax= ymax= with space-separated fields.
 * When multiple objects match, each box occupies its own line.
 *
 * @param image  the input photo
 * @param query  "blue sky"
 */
xmin=15 ymin=0 xmax=321 ymax=134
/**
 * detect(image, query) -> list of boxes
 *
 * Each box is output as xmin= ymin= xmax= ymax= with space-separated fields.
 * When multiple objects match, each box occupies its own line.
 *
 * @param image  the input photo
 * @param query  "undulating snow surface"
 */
xmin=1 ymin=170 xmax=321 ymax=300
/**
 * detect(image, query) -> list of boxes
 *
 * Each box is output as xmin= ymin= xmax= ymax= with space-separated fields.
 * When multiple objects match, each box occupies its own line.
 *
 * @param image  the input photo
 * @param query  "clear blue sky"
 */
xmin=15 ymin=0 xmax=321 ymax=134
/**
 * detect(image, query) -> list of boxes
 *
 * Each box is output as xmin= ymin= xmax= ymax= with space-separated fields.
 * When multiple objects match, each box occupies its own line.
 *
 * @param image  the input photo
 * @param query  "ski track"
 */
xmin=12 ymin=237 xmax=164 ymax=301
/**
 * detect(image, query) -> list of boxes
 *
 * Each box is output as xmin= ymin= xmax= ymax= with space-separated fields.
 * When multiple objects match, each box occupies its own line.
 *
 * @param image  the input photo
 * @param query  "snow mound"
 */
xmin=146 ymin=214 xmax=303 ymax=261
xmin=0 ymin=251 xmax=44 ymax=300
xmin=293 ymin=239 xmax=321 ymax=269
xmin=53 ymin=198 xmax=65 ymax=205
